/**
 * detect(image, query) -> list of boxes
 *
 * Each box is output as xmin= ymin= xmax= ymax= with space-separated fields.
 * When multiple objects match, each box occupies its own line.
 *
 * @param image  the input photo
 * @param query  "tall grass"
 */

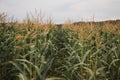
xmin=0 ymin=12 xmax=120 ymax=80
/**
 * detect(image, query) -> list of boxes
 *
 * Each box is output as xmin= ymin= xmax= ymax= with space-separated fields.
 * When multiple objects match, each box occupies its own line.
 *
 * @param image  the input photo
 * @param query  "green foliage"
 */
xmin=0 ymin=23 xmax=17 ymax=80
xmin=0 ymin=22 xmax=120 ymax=80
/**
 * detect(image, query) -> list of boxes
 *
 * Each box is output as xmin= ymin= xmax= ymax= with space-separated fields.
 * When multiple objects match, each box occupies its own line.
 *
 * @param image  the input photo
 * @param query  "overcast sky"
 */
xmin=0 ymin=0 xmax=120 ymax=24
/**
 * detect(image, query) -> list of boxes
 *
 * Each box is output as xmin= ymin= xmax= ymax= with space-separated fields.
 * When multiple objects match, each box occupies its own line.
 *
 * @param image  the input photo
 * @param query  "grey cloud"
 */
xmin=0 ymin=0 xmax=120 ymax=23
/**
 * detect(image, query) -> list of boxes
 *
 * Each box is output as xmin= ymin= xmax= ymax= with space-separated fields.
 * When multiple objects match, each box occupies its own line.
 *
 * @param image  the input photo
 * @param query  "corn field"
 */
xmin=0 ymin=13 xmax=120 ymax=80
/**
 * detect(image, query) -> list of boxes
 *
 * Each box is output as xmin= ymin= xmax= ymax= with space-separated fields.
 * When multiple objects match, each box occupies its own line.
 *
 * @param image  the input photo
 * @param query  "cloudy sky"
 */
xmin=0 ymin=0 xmax=120 ymax=24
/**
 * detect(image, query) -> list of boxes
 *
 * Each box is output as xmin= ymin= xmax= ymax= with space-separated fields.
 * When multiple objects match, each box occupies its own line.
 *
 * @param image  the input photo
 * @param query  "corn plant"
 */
xmin=0 ymin=15 xmax=120 ymax=80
